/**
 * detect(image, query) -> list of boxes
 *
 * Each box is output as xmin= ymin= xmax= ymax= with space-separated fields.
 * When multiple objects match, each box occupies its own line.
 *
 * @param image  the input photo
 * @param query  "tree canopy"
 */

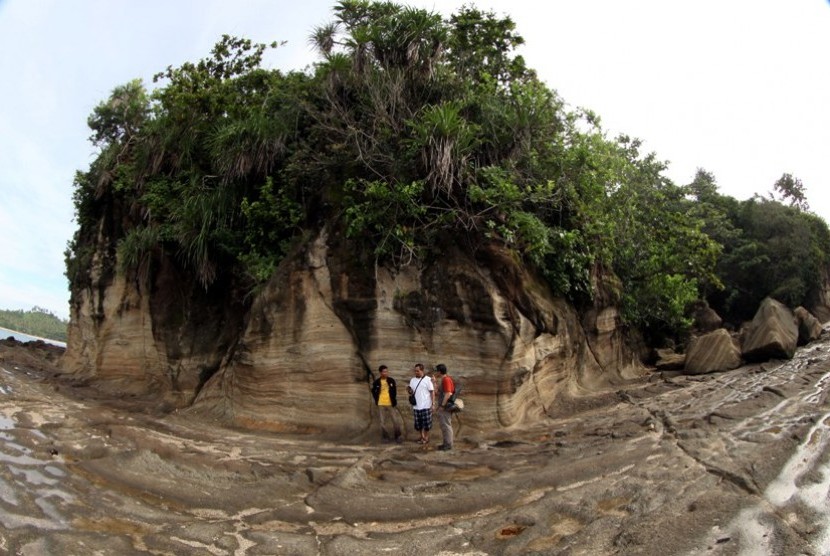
xmin=66 ymin=1 xmax=830 ymax=346
xmin=0 ymin=307 xmax=68 ymax=342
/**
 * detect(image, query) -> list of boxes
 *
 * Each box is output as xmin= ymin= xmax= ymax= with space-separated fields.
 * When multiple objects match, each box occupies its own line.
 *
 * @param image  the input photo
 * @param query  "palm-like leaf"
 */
xmin=309 ymin=22 xmax=339 ymax=55
xmin=170 ymin=178 xmax=238 ymax=287
xmin=409 ymin=102 xmax=479 ymax=195
xmin=208 ymin=114 xmax=288 ymax=182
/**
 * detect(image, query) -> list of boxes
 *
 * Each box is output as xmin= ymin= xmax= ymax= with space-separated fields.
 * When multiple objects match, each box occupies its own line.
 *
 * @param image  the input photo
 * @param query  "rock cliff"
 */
xmin=63 ymin=228 xmax=646 ymax=436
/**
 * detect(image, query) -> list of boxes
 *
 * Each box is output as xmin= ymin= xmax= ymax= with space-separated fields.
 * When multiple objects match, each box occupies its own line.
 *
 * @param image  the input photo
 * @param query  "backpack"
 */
xmin=446 ymin=378 xmax=464 ymax=412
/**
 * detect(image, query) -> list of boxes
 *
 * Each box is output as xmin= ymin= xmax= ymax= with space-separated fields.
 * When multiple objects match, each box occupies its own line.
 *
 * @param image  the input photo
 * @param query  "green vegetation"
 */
xmin=688 ymin=168 xmax=830 ymax=324
xmin=65 ymin=1 xmax=830 ymax=346
xmin=0 ymin=307 xmax=68 ymax=342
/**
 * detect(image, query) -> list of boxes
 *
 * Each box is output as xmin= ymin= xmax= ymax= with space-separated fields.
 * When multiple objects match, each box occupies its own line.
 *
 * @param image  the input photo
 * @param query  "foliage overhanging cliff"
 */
xmin=65 ymin=0 xmax=830 ymax=345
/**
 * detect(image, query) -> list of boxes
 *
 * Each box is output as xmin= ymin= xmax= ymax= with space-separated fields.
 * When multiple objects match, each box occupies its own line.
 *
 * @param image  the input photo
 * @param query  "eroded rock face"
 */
xmin=741 ymin=298 xmax=798 ymax=362
xmin=62 ymin=245 xmax=245 ymax=407
xmin=684 ymin=329 xmax=742 ymax=375
xmin=192 ymin=232 xmax=647 ymax=435
xmin=63 ymin=229 xmax=646 ymax=436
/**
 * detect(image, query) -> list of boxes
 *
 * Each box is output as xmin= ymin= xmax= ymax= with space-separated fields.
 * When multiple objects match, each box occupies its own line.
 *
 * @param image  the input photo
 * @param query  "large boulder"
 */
xmin=794 ymin=306 xmax=823 ymax=345
xmin=684 ymin=329 xmax=742 ymax=375
xmin=741 ymin=298 xmax=798 ymax=362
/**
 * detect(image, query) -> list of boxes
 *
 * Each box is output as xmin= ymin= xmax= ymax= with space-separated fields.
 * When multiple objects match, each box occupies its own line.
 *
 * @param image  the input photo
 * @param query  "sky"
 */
xmin=1 ymin=0 xmax=828 ymax=321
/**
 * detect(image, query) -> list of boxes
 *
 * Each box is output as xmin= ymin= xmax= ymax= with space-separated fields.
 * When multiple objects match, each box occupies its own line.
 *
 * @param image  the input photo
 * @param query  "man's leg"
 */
xmin=413 ymin=409 xmax=428 ymax=443
xmin=438 ymin=408 xmax=453 ymax=449
xmin=393 ymin=407 xmax=403 ymax=442
xmin=378 ymin=406 xmax=392 ymax=440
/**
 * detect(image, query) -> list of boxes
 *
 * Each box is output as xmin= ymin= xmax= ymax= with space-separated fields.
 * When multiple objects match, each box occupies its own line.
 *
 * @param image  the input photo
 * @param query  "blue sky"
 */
xmin=1 ymin=0 xmax=828 ymax=320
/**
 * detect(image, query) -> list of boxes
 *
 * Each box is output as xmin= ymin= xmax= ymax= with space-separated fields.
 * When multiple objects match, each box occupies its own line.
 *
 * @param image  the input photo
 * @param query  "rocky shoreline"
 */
xmin=2 ymin=331 xmax=830 ymax=554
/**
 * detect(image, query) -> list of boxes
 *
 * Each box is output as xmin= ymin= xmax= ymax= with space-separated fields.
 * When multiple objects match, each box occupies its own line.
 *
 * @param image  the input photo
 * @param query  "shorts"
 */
xmin=413 ymin=408 xmax=432 ymax=431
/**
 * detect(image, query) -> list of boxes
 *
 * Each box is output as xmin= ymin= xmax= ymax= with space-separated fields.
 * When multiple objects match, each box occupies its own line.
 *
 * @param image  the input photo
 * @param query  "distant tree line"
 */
xmin=0 ymin=307 xmax=68 ymax=342
xmin=65 ymin=0 xmax=830 ymax=347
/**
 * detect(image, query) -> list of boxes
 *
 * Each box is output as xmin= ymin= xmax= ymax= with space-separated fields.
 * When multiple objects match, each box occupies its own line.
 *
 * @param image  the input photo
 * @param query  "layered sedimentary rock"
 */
xmin=62 ymin=229 xmax=646 ymax=436
xmin=191 ymin=231 xmax=646 ymax=435
xmin=63 ymin=245 xmax=245 ymax=408
xmin=741 ymin=297 xmax=799 ymax=362
xmin=684 ymin=328 xmax=742 ymax=375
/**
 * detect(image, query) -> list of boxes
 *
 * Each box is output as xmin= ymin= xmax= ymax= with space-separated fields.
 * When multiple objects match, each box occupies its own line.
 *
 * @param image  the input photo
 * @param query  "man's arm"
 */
xmin=442 ymin=392 xmax=453 ymax=407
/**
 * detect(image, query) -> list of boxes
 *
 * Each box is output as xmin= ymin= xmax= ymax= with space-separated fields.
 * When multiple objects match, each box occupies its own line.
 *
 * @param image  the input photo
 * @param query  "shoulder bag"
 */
xmin=409 ymin=377 xmax=425 ymax=406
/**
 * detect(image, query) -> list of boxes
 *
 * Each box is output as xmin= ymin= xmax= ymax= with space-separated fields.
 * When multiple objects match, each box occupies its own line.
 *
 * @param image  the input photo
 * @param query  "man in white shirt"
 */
xmin=407 ymin=363 xmax=435 ymax=444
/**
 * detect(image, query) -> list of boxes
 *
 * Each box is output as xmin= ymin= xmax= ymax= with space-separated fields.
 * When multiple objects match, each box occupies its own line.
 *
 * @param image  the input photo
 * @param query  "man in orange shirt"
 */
xmin=434 ymin=363 xmax=455 ymax=450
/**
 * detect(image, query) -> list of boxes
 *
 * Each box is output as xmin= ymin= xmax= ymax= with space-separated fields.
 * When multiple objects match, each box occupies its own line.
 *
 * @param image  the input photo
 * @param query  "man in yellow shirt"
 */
xmin=371 ymin=365 xmax=403 ymax=443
